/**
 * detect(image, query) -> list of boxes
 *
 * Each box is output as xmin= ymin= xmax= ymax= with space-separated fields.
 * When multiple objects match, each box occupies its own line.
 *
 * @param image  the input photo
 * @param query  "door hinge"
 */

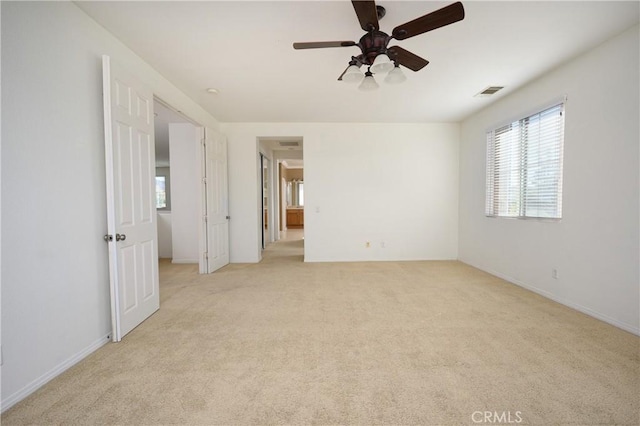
xmin=202 ymin=177 xmax=207 ymax=184
xmin=203 ymin=215 xmax=208 ymax=223
xmin=204 ymin=252 xmax=208 ymax=260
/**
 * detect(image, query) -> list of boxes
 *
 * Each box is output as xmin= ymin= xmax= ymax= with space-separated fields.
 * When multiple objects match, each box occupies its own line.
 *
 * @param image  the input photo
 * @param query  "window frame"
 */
xmin=485 ymin=98 xmax=566 ymax=220
xmin=155 ymin=175 xmax=169 ymax=210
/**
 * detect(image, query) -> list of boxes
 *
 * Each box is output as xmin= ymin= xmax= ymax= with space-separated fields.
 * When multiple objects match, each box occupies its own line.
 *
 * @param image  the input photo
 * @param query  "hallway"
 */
xmin=262 ymin=229 xmax=304 ymax=264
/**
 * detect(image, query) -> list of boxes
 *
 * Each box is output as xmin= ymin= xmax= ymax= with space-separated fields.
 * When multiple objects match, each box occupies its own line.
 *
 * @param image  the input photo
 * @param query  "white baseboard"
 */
xmin=304 ymin=256 xmax=457 ymax=263
xmin=1 ymin=333 xmax=111 ymax=413
xmin=459 ymin=259 xmax=640 ymax=336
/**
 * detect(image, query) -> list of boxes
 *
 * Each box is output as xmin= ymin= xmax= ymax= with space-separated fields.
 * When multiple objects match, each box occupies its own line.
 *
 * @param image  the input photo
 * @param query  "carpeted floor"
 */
xmin=3 ymin=236 xmax=639 ymax=425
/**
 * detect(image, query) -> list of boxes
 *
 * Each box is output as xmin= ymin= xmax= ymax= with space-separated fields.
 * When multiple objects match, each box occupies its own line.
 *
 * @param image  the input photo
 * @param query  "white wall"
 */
xmin=223 ymin=123 xmax=460 ymax=263
xmin=458 ymin=25 xmax=640 ymax=334
xmin=1 ymin=1 xmax=219 ymax=410
xmin=169 ymin=124 xmax=201 ymax=263
xmin=157 ymin=212 xmax=173 ymax=259
xmin=156 ymin=167 xmax=173 ymax=259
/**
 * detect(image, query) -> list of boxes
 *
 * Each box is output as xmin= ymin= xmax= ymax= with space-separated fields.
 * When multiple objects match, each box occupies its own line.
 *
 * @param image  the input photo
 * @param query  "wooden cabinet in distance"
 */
xmin=287 ymin=209 xmax=304 ymax=228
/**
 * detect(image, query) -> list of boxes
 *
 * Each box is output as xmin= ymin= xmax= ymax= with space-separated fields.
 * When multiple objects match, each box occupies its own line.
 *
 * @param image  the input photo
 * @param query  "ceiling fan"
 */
xmin=293 ymin=1 xmax=465 ymax=90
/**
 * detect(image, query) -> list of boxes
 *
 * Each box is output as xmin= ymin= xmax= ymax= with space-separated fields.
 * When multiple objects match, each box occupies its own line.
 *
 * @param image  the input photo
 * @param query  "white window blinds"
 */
xmin=486 ymin=103 xmax=565 ymax=219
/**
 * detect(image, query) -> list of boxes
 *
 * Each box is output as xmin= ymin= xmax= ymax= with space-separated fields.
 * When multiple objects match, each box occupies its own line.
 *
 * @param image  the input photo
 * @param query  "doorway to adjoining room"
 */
xmin=258 ymin=137 xmax=304 ymax=259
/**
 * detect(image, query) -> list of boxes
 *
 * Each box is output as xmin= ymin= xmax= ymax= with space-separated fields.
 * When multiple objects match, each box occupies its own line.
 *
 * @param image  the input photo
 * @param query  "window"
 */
xmin=486 ymin=103 xmax=565 ymax=219
xmin=156 ymin=176 xmax=167 ymax=209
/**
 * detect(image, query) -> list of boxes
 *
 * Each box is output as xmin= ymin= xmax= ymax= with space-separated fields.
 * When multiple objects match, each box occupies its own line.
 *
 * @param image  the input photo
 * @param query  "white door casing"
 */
xmin=204 ymin=128 xmax=230 ymax=273
xmin=102 ymin=55 xmax=160 ymax=341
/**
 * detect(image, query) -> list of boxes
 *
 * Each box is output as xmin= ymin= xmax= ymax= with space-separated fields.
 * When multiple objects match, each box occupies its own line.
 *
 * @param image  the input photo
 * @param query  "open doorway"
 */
xmin=258 ymin=137 xmax=304 ymax=258
xmin=154 ymin=99 xmax=230 ymax=275
xmin=260 ymin=154 xmax=269 ymax=250
xmin=153 ymin=99 xmax=197 ymax=265
xmin=281 ymin=159 xmax=304 ymax=239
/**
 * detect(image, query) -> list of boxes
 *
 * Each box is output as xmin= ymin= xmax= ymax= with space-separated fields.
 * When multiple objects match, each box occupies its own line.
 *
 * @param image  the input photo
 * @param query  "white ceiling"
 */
xmin=77 ymin=1 xmax=639 ymax=123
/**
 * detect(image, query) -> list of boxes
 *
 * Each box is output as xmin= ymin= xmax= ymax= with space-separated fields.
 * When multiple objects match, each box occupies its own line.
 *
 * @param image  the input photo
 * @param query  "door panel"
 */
xmin=103 ymin=55 xmax=159 ymax=341
xmin=138 ymin=131 xmax=153 ymax=223
xmin=121 ymin=245 xmax=137 ymax=313
xmin=204 ymin=129 xmax=230 ymax=272
xmin=115 ymin=122 xmax=134 ymax=226
xmin=141 ymin=239 xmax=156 ymax=300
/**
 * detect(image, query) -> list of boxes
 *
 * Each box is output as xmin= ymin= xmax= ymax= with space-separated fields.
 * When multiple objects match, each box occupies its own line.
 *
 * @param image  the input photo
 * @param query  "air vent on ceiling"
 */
xmin=279 ymin=141 xmax=299 ymax=147
xmin=475 ymin=86 xmax=504 ymax=97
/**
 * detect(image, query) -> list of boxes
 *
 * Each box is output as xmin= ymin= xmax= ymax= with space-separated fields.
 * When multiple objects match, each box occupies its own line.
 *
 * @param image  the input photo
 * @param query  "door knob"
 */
xmin=116 ymin=233 xmax=126 ymax=241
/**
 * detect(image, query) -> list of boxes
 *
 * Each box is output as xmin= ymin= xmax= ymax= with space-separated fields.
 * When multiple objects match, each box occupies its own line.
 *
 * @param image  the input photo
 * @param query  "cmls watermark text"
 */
xmin=471 ymin=411 xmax=523 ymax=424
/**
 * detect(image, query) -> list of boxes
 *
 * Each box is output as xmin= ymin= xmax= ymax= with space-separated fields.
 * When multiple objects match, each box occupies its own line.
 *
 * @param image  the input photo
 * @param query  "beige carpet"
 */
xmin=3 ymin=238 xmax=639 ymax=425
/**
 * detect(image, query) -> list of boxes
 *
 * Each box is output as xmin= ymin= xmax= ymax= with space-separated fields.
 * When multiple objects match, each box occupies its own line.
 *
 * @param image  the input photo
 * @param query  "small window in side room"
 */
xmin=486 ymin=102 xmax=565 ymax=219
xmin=156 ymin=176 xmax=167 ymax=209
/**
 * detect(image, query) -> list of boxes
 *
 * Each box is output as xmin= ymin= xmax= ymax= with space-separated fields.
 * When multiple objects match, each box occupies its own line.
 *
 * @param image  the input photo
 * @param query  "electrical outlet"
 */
xmin=552 ymin=268 xmax=558 ymax=279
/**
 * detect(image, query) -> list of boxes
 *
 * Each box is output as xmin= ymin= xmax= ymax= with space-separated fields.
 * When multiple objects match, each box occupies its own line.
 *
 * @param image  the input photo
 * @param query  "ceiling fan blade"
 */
xmin=351 ymin=1 xmax=379 ymax=32
xmin=387 ymin=46 xmax=429 ymax=71
xmin=293 ymin=41 xmax=357 ymax=49
xmin=392 ymin=2 xmax=465 ymax=40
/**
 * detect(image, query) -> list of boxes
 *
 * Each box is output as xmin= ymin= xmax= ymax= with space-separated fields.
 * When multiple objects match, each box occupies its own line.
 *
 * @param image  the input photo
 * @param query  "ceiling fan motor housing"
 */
xmin=358 ymin=30 xmax=391 ymax=66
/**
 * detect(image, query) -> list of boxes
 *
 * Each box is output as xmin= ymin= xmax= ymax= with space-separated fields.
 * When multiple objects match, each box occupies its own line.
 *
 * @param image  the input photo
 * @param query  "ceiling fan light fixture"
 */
xmin=358 ymin=71 xmax=379 ymax=91
xmin=384 ymin=64 xmax=407 ymax=84
xmin=343 ymin=64 xmax=365 ymax=83
xmin=370 ymin=53 xmax=394 ymax=74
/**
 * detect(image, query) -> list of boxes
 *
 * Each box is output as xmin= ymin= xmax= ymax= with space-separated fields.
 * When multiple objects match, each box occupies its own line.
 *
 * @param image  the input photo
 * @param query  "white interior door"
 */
xmin=102 ymin=55 xmax=160 ymax=341
xmin=204 ymin=128 xmax=230 ymax=272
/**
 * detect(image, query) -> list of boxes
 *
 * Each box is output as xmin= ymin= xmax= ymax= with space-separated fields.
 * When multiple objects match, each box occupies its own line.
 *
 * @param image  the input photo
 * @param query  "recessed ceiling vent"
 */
xmin=475 ymin=86 xmax=504 ymax=97
xmin=279 ymin=141 xmax=300 ymax=147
